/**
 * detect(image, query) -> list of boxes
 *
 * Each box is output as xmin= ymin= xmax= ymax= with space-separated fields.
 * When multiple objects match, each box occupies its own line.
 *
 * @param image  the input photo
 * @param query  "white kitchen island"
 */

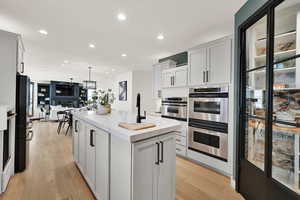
xmin=72 ymin=110 xmax=181 ymax=200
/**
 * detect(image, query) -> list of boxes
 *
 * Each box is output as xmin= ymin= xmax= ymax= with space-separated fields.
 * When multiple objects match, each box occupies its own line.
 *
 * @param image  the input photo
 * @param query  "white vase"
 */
xmin=96 ymin=104 xmax=107 ymax=115
xmin=96 ymin=104 xmax=110 ymax=115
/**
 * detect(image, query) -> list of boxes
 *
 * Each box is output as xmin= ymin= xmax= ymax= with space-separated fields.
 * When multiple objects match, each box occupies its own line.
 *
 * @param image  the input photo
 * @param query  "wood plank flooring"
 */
xmin=0 ymin=122 xmax=244 ymax=200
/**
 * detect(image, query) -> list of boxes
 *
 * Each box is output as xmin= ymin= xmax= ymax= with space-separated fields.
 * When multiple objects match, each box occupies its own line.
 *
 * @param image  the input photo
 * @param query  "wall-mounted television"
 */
xmin=55 ymin=85 xmax=74 ymax=96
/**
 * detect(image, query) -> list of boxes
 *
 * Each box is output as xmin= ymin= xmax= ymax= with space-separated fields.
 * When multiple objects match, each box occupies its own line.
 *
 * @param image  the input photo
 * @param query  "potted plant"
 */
xmin=96 ymin=89 xmax=115 ymax=115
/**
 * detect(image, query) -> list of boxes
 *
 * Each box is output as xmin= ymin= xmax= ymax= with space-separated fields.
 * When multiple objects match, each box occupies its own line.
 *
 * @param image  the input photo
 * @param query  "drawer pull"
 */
xmin=176 ymin=148 xmax=181 ymax=151
xmin=176 ymin=139 xmax=181 ymax=142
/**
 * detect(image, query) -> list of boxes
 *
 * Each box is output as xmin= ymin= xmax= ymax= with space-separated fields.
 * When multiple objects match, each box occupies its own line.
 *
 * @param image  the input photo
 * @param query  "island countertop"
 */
xmin=72 ymin=110 xmax=181 ymax=142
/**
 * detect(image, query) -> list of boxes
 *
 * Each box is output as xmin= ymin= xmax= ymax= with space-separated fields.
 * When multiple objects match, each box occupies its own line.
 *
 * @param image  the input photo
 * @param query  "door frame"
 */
xmin=236 ymin=0 xmax=300 ymax=199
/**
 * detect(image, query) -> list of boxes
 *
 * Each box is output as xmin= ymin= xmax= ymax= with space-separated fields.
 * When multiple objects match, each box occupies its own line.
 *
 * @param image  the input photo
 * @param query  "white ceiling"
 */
xmin=0 ymin=0 xmax=246 ymax=83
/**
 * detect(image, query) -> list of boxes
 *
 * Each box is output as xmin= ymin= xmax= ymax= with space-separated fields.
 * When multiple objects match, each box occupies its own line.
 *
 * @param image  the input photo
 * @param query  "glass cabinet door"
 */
xmin=272 ymin=0 xmax=300 ymax=195
xmin=244 ymin=16 xmax=268 ymax=171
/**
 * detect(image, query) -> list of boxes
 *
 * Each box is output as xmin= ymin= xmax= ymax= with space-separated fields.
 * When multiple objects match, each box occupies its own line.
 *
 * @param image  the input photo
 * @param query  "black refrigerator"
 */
xmin=15 ymin=74 xmax=31 ymax=172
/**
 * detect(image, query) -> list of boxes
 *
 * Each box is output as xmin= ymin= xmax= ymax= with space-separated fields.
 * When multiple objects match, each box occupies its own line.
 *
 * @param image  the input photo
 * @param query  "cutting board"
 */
xmin=119 ymin=122 xmax=156 ymax=131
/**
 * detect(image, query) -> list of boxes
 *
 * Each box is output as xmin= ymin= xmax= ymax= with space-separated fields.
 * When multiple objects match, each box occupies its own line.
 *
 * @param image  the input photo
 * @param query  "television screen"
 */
xmin=55 ymin=85 xmax=74 ymax=96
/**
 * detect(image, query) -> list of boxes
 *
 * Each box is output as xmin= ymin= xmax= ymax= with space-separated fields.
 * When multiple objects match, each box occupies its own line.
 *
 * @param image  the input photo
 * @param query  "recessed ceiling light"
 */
xmin=64 ymin=60 xmax=69 ymax=64
xmin=117 ymin=13 xmax=127 ymax=21
xmin=89 ymin=43 xmax=96 ymax=48
xmin=121 ymin=53 xmax=127 ymax=57
xmin=112 ymin=68 xmax=116 ymax=72
xmin=157 ymin=34 xmax=164 ymax=40
xmin=38 ymin=29 xmax=48 ymax=35
xmin=105 ymin=71 xmax=109 ymax=74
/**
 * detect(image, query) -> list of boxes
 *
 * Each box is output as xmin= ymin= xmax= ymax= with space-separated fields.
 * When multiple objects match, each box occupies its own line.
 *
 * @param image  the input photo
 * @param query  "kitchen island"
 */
xmin=72 ymin=110 xmax=181 ymax=200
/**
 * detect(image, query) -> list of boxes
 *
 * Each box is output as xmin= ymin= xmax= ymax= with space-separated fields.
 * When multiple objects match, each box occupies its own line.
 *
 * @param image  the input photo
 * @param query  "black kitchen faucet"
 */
xmin=136 ymin=93 xmax=146 ymax=123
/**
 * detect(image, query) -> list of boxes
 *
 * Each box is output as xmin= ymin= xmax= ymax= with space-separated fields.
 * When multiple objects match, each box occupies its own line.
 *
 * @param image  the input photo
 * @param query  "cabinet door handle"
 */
xmin=203 ymin=71 xmax=205 ymax=83
xmin=206 ymin=70 xmax=209 ymax=83
xmin=155 ymin=142 xmax=160 ymax=165
xmin=21 ymin=62 xmax=24 ymax=73
xmin=160 ymin=141 xmax=164 ymax=163
xmin=75 ymin=120 xmax=78 ymax=132
xmin=90 ymin=130 xmax=95 ymax=147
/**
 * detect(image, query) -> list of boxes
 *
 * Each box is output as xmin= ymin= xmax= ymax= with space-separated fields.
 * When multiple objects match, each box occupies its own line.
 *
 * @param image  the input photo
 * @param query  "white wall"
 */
xmin=132 ymin=70 xmax=155 ymax=113
xmin=0 ymin=30 xmax=17 ymax=109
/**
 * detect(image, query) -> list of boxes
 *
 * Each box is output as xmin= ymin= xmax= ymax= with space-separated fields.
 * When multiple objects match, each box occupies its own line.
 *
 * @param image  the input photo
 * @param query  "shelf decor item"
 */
xmin=96 ymin=89 xmax=115 ymax=115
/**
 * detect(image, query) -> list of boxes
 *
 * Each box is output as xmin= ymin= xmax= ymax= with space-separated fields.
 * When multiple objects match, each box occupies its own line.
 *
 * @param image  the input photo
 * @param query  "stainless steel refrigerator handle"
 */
xmin=26 ymin=130 xmax=34 ymax=141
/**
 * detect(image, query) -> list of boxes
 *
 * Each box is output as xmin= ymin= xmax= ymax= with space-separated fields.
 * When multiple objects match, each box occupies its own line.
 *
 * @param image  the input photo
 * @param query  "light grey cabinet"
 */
xmin=132 ymin=132 xmax=176 ymax=200
xmin=162 ymin=65 xmax=188 ymax=88
xmin=73 ymin=118 xmax=109 ymax=200
xmin=78 ymin=120 xmax=86 ymax=173
xmin=207 ymin=39 xmax=232 ymax=85
xmin=152 ymin=60 xmax=176 ymax=98
xmin=85 ymin=125 xmax=96 ymax=190
xmin=189 ymin=47 xmax=207 ymax=86
xmin=189 ymin=36 xmax=232 ymax=86
xmin=73 ymin=118 xmax=80 ymax=163
xmin=95 ymin=128 xmax=109 ymax=200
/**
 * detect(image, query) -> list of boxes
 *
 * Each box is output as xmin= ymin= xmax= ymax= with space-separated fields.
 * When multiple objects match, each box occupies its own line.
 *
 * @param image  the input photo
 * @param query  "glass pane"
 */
xmin=272 ymin=0 xmax=300 ymax=195
xmin=245 ymin=69 xmax=267 ymax=171
xmin=246 ymin=16 xmax=268 ymax=70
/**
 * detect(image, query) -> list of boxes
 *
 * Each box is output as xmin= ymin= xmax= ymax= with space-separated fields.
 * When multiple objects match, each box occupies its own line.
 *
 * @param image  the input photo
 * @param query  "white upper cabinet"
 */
xmin=174 ymin=66 xmax=188 ymax=87
xmin=207 ymin=39 xmax=232 ymax=85
xmin=153 ymin=60 xmax=176 ymax=98
xmin=188 ymin=36 xmax=232 ymax=86
xmin=162 ymin=65 xmax=188 ymax=88
xmin=189 ymin=47 xmax=207 ymax=86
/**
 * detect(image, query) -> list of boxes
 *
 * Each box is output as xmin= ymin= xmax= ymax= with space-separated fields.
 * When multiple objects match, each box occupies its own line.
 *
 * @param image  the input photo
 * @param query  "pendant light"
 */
xmin=83 ymin=66 xmax=97 ymax=89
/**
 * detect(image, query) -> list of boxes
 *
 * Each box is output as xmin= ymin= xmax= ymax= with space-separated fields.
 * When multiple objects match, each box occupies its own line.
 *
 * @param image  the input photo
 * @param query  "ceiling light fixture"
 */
xmin=89 ymin=43 xmax=96 ymax=48
xmin=38 ymin=29 xmax=48 ymax=35
xmin=112 ymin=68 xmax=116 ymax=72
xmin=117 ymin=13 xmax=127 ymax=21
xmin=64 ymin=60 xmax=69 ymax=64
xmin=121 ymin=53 xmax=127 ymax=57
xmin=157 ymin=34 xmax=164 ymax=40
xmin=83 ymin=66 xmax=97 ymax=89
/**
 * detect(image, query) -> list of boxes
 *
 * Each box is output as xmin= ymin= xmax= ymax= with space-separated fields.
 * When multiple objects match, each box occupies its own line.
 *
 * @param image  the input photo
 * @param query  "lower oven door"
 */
xmin=189 ymin=97 xmax=228 ymax=123
xmin=188 ymin=126 xmax=228 ymax=161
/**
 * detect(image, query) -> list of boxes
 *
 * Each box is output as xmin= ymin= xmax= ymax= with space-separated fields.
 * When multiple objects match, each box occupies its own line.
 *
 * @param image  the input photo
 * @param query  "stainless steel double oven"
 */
xmin=188 ymin=86 xmax=229 ymax=161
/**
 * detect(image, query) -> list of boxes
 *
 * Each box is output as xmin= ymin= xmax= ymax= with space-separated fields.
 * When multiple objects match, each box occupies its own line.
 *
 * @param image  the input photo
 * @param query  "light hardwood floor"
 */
xmin=0 ymin=122 xmax=244 ymax=200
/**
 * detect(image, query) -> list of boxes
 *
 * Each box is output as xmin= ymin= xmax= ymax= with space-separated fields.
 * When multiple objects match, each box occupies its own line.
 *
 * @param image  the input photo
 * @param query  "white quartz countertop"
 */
xmin=73 ymin=110 xmax=181 ymax=142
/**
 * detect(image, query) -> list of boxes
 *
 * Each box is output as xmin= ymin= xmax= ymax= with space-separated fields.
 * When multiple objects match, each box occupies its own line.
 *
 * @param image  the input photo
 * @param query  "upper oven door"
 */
xmin=161 ymin=104 xmax=187 ymax=120
xmin=189 ymin=93 xmax=228 ymax=123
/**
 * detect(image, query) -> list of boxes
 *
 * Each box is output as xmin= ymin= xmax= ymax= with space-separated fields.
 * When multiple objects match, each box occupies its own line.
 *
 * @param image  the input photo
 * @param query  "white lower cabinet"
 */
xmin=77 ymin=119 xmax=86 ymax=173
xmin=85 ymin=125 xmax=96 ymax=190
xmin=73 ymin=118 xmax=176 ymax=200
xmin=72 ymin=118 xmax=79 ymax=163
xmin=73 ymin=119 xmax=109 ymax=200
xmin=95 ymin=128 xmax=109 ymax=200
xmin=132 ymin=133 xmax=176 ymax=200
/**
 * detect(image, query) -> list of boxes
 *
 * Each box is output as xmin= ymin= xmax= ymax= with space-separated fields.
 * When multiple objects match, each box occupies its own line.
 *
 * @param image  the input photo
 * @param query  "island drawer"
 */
xmin=176 ymin=135 xmax=186 ymax=146
xmin=176 ymin=144 xmax=187 ymax=156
